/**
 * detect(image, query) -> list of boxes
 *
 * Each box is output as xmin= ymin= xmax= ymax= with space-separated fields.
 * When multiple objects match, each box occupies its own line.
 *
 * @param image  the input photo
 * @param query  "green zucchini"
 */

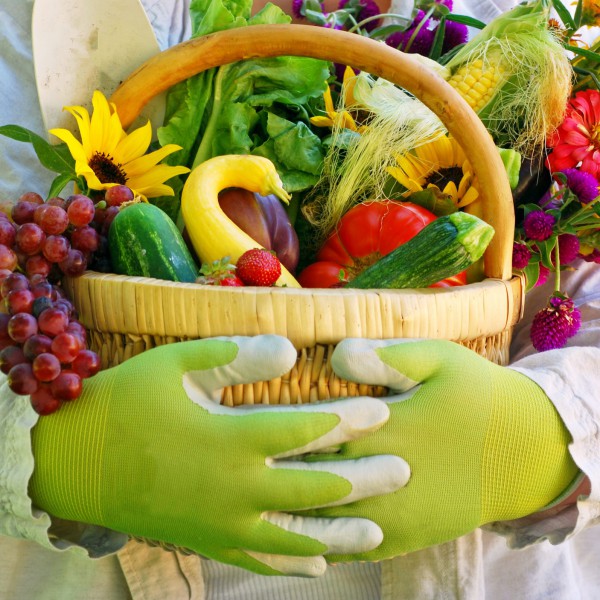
xmin=108 ymin=202 xmax=199 ymax=282
xmin=347 ymin=212 xmax=494 ymax=290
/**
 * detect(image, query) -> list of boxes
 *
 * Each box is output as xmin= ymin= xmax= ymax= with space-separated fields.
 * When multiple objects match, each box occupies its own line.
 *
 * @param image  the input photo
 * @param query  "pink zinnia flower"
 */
xmin=530 ymin=295 xmax=581 ymax=351
xmin=546 ymin=89 xmax=600 ymax=178
xmin=523 ymin=210 xmax=556 ymax=241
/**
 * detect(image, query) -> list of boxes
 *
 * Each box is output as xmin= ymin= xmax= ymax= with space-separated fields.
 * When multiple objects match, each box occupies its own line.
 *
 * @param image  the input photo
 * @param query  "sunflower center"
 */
xmin=427 ymin=166 xmax=463 ymax=190
xmin=89 ymin=152 xmax=128 ymax=185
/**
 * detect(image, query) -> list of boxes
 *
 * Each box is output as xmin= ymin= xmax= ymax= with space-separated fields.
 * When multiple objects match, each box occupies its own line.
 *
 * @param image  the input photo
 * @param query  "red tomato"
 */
xmin=298 ymin=200 xmax=467 ymax=288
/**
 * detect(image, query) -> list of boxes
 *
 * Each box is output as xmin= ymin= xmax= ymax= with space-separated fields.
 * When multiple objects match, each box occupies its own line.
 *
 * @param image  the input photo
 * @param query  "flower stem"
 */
xmin=554 ymin=242 xmax=560 ymax=292
xmin=347 ymin=12 xmax=411 ymax=34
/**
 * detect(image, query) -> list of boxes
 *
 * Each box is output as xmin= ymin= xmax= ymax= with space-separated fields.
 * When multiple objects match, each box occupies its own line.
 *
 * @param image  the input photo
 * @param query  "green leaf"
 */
xmin=522 ymin=261 xmax=540 ymax=292
xmin=565 ymin=44 xmax=600 ymax=63
xmin=551 ymin=0 xmax=576 ymax=29
xmin=429 ymin=19 xmax=446 ymax=62
xmin=573 ymin=0 xmax=583 ymax=29
xmin=446 ymin=13 xmax=485 ymax=29
xmin=536 ymin=237 xmax=557 ymax=269
xmin=0 ymin=125 xmax=76 ymax=176
xmin=264 ymin=113 xmax=324 ymax=175
xmin=369 ymin=24 xmax=409 ymax=39
xmin=47 ymin=172 xmax=75 ymax=199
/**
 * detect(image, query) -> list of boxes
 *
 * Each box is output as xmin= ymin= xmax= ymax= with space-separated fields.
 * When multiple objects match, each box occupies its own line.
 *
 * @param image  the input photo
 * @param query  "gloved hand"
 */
xmin=29 ymin=335 xmax=410 ymax=576
xmin=311 ymin=338 xmax=580 ymax=562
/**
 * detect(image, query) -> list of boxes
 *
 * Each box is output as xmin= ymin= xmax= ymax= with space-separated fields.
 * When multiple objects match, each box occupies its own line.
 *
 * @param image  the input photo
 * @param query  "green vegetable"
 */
xmin=109 ymin=203 xmax=199 ymax=282
xmin=347 ymin=212 xmax=494 ymax=289
xmin=157 ymin=0 xmax=330 ymax=216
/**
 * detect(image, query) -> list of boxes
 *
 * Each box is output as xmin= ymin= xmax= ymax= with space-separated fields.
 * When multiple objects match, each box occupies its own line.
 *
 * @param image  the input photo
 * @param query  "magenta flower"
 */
xmin=582 ymin=248 xmax=600 ymax=264
xmin=523 ymin=210 xmax=556 ymax=240
xmin=512 ymin=242 xmax=532 ymax=269
xmin=562 ymin=168 xmax=599 ymax=204
xmin=535 ymin=264 xmax=551 ymax=287
xmin=386 ymin=12 xmax=436 ymax=55
xmin=338 ymin=0 xmax=381 ymax=31
xmin=530 ymin=295 xmax=581 ymax=351
xmin=442 ymin=20 xmax=468 ymax=54
xmin=292 ymin=0 xmax=304 ymax=18
xmin=556 ymin=233 xmax=581 ymax=265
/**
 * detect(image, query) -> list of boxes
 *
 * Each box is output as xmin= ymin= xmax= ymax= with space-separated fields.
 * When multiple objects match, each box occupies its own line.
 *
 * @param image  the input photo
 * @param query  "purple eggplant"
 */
xmin=217 ymin=187 xmax=300 ymax=273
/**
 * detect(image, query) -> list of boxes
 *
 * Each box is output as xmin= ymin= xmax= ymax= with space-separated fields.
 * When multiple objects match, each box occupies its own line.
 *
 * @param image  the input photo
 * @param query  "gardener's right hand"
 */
xmin=29 ymin=335 xmax=409 ymax=577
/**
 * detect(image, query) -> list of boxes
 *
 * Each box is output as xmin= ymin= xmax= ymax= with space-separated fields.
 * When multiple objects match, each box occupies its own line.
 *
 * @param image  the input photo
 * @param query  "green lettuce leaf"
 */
xmin=157 ymin=0 xmax=330 ymax=220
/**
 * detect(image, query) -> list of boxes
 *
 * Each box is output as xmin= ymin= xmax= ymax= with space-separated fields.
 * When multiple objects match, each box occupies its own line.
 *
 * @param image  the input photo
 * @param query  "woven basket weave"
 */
xmin=63 ymin=25 xmax=524 ymax=405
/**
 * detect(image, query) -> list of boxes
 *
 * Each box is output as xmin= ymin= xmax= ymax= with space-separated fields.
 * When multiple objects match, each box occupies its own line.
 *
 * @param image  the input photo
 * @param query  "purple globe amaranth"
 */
xmin=442 ymin=20 xmax=468 ymax=54
xmin=387 ymin=20 xmax=436 ymax=54
xmin=581 ymin=248 xmax=600 ymax=264
xmin=386 ymin=10 xmax=428 ymax=50
xmin=512 ymin=242 xmax=532 ymax=270
xmin=523 ymin=210 xmax=556 ymax=241
xmin=538 ymin=189 xmax=562 ymax=210
xmin=530 ymin=295 xmax=581 ymax=351
xmin=535 ymin=264 xmax=551 ymax=287
xmin=292 ymin=0 xmax=305 ymax=18
xmin=562 ymin=167 xmax=599 ymax=204
xmin=338 ymin=0 xmax=381 ymax=31
xmin=556 ymin=233 xmax=581 ymax=265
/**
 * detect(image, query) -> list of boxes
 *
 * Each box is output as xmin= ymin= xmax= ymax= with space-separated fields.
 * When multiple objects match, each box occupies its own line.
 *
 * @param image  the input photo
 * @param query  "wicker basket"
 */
xmin=63 ymin=25 xmax=524 ymax=405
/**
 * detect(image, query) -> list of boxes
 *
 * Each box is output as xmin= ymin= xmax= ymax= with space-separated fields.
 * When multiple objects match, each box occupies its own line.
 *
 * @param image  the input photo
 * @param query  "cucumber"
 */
xmin=347 ymin=212 xmax=495 ymax=290
xmin=108 ymin=202 xmax=199 ymax=282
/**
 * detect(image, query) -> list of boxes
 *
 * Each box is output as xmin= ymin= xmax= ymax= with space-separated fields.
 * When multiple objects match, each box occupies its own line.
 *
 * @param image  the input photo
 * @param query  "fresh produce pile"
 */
xmin=1 ymin=0 xmax=599 ymax=413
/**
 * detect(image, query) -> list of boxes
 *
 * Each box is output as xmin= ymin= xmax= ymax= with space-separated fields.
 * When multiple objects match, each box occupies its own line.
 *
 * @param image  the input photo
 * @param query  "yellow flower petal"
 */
xmin=124 ymin=144 xmax=185 ymax=179
xmin=442 ymin=180 xmax=458 ymax=200
xmin=128 ymin=164 xmax=190 ymax=191
xmin=457 ymin=173 xmax=472 ymax=197
xmin=342 ymin=67 xmax=358 ymax=107
xmin=309 ymin=116 xmax=335 ymax=128
xmin=323 ymin=85 xmax=335 ymax=117
xmin=48 ymin=128 xmax=88 ymax=164
xmin=456 ymin=186 xmax=479 ymax=207
xmin=112 ymin=121 xmax=152 ymax=165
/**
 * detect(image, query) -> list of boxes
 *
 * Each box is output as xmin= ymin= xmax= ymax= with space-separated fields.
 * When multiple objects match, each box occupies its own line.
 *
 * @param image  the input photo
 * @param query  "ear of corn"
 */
xmin=443 ymin=2 xmax=572 ymax=157
xmin=447 ymin=57 xmax=506 ymax=113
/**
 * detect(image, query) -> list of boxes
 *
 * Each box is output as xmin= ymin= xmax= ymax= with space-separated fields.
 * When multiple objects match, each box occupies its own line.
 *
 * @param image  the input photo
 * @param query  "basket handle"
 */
xmin=110 ymin=24 xmax=514 ymax=280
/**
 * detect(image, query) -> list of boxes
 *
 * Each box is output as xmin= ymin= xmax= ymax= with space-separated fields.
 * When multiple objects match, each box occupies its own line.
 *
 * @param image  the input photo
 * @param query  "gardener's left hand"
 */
xmin=310 ymin=338 xmax=580 ymax=563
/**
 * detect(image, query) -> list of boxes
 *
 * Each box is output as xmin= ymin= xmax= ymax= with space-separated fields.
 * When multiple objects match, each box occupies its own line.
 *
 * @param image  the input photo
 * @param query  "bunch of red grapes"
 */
xmin=0 ymin=185 xmax=134 ymax=415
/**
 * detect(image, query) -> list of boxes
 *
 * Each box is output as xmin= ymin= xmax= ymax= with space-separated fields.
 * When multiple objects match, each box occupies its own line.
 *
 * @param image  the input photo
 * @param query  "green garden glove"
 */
xmin=312 ymin=338 xmax=580 ymax=563
xmin=29 ymin=335 xmax=410 ymax=576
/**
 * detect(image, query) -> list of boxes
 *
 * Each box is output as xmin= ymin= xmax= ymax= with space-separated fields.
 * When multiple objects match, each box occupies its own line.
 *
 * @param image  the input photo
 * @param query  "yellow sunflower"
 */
xmin=310 ymin=67 xmax=367 ymax=133
xmin=49 ymin=90 xmax=189 ymax=199
xmin=387 ymin=135 xmax=479 ymax=208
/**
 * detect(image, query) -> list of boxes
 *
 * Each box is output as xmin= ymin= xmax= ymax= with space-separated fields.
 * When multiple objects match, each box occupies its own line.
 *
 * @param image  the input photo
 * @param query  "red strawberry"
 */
xmin=218 ymin=275 xmax=245 ymax=287
xmin=196 ymin=257 xmax=245 ymax=287
xmin=236 ymin=248 xmax=282 ymax=286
